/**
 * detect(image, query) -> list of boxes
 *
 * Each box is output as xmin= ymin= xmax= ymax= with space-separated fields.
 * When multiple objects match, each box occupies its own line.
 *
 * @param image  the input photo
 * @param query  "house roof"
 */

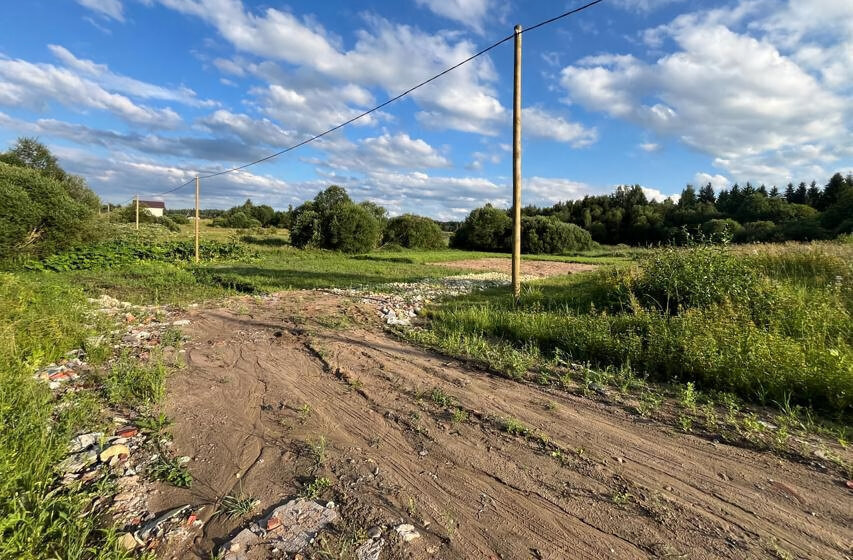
xmin=138 ymin=200 xmax=165 ymax=209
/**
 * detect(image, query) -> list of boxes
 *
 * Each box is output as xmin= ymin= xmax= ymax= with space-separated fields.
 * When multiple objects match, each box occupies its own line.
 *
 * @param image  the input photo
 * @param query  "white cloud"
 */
xmin=0 ymin=55 xmax=181 ymax=128
xmin=694 ymin=172 xmax=729 ymax=191
xmin=154 ymin=1 xmax=506 ymax=135
xmin=48 ymin=45 xmax=214 ymax=107
xmin=641 ymin=187 xmax=678 ymax=202
xmin=638 ymin=142 xmax=660 ymax=152
xmin=414 ymin=0 xmax=492 ymax=33
xmin=560 ymin=2 xmax=852 ymax=185
xmin=525 ymin=177 xmax=603 ymax=205
xmin=315 ymin=132 xmax=451 ymax=172
xmin=522 ymin=107 xmax=598 ymax=147
xmin=76 ymin=0 xmax=124 ymax=21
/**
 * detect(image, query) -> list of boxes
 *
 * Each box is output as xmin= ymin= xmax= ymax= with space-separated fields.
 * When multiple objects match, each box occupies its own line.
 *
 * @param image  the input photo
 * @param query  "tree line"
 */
xmin=516 ymin=174 xmax=852 ymax=245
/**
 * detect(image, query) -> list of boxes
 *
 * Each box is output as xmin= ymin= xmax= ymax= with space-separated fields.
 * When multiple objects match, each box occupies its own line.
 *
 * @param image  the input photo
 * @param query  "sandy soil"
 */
xmin=435 ymin=257 xmax=596 ymax=277
xmin=153 ymin=292 xmax=852 ymax=559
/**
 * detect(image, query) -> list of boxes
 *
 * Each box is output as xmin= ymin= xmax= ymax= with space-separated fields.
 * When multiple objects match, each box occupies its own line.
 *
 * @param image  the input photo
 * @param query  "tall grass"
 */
xmin=425 ymin=242 xmax=852 ymax=414
xmin=0 ymin=273 xmax=132 ymax=560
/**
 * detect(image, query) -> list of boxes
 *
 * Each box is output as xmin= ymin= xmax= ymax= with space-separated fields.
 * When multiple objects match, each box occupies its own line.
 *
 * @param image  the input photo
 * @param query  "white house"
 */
xmin=138 ymin=200 xmax=165 ymax=217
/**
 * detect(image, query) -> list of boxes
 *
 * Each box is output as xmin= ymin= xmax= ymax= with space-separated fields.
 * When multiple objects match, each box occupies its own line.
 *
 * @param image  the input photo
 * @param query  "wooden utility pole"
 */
xmin=135 ymin=195 xmax=139 ymax=230
xmin=194 ymin=176 xmax=200 ymax=263
xmin=512 ymin=24 xmax=523 ymax=302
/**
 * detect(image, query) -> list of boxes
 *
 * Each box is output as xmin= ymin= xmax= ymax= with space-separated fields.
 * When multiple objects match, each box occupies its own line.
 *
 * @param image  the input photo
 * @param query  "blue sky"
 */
xmin=0 ymin=0 xmax=850 ymax=218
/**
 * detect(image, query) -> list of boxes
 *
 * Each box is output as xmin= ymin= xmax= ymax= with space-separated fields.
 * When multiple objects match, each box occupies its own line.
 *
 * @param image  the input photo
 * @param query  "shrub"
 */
xmin=451 ymin=204 xmax=511 ymax=252
xmin=383 ymin=214 xmax=445 ymax=249
xmin=701 ymin=218 xmax=743 ymax=239
xmin=521 ymin=216 xmax=594 ymax=254
xmin=0 ymin=163 xmax=97 ymax=259
xmin=290 ymin=187 xmax=382 ymax=253
xmin=737 ymin=220 xmax=781 ymax=243
xmin=211 ymin=210 xmax=261 ymax=229
xmin=290 ymin=208 xmax=321 ymax=248
xmin=324 ymin=202 xmax=381 ymax=253
xmin=629 ymin=243 xmax=760 ymax=313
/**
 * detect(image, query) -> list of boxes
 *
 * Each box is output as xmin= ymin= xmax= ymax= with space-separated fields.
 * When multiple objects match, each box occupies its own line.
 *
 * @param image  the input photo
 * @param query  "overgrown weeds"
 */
xmin=0 ymin=273 xmax=134 ymax=559
xmin=423 ymin=241 xmax=852 ymax=415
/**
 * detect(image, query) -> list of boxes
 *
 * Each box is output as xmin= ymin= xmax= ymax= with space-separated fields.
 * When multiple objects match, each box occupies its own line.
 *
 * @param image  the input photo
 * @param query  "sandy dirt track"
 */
xmin=153 ymin=292 xmax=852 ymax=559
xmin=434 ymin=257 xmax=596 ymax=277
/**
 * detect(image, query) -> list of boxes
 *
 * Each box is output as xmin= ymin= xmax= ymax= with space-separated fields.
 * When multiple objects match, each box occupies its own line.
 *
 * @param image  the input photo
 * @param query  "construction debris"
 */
xmin=220 ymin=498 xmax=339 ymax=559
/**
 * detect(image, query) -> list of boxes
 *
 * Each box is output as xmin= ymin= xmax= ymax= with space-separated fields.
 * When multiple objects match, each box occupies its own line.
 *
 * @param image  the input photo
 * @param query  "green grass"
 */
xmin=0 ymin=273 xmax=134 ymax=560
xmin=421 ymin=241 xmax=853 ymax=416
xmin=105 ymin=352 xmax=168 ymax=408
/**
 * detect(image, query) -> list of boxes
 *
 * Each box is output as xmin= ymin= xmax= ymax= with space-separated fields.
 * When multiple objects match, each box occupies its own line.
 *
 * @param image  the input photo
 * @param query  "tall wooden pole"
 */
xmin=194 ymin=176 xmax=200 ymax=263
xmin=135 ymin=195 xmax=139 ymax=230
xmin=512 ymin=24 xmax=523 ymax=302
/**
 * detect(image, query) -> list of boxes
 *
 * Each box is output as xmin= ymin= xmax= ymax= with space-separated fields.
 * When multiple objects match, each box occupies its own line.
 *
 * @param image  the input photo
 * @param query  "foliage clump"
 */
xmin=427 ymin=240 xmax=852 ymax=414
xmin=289 ymin=186 xmax=382 ymax=253
xmin=0 ymin=138 xmax=102 ymax=259
xmin=451 ymin=206 xmax=594 ymax=254
xmin=210 ymin=199 xmax=287 ymax=229
xmin=383 ymin=214 xmax=445 ymax=249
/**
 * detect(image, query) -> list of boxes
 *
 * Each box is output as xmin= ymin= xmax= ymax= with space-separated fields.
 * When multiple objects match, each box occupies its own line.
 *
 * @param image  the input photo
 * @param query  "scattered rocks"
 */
xmin=100 ymin=444 xmax=130 ymax=464
xmin=221 ymin=498 xmax=339 ymax=559
xmin=326 ymin=272 xmax=536 ymax=327
xmin=356 ymin=537 xmax=385 ymax=560
xmin=394 ymin=523 xmax=421 ymax=542
xmin=366 ymin=525 xmax=382 ymax=539
xmin=118 ymin=532 xmax=140 ymax=551
xmin=70 ymin=432 xmax=103 ymax=453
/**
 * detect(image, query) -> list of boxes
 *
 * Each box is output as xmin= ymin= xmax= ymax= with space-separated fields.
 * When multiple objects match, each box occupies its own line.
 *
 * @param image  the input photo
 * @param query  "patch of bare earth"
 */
xmin=435 ymin=257 xmax=596 ymax=277
xmin=153 ymin=292 xmax=852 ymax=559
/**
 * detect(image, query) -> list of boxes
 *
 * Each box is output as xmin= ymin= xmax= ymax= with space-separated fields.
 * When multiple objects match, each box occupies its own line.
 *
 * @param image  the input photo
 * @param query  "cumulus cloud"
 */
xmin=414 ymin=0 xmax=493 ymax=33
xmin=641 ymin=186 xmax=678 ymax=202
xmin=560 ymin=1 xmax=852 ymax=185
xmin=694 ymin=172 xmax=730 ymax=191
xmin=154 ymin=0 xmax=506 ymax=135
xmin=48 ymin=45 xmax=214 ymax=107
xmin=522 ymin=107 xmax=598 ymax=147
xmin=0 ymin=54 xmax=181 ymax=127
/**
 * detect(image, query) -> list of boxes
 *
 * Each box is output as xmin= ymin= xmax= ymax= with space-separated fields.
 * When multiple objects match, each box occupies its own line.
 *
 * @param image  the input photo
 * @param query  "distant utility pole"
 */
xmin=512 ymin=24 xmax=523 ymax=303
xmin=135 ymin=195 xmax=139 ymax=230
xmin=194 ymin=176 xmax=200 ymax=263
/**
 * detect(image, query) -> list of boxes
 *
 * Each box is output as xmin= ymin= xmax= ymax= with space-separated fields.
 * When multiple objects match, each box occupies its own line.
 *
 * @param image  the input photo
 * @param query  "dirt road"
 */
xmin=433 ymin=257 xmax=596 ymax=277
xmin=154 ymin=292 xmax=852 ymax=559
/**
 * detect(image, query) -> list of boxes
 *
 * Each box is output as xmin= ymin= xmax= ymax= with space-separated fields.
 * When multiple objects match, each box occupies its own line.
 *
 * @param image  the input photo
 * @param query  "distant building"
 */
xmin=138 ymin=200 xmax=165 ymax=217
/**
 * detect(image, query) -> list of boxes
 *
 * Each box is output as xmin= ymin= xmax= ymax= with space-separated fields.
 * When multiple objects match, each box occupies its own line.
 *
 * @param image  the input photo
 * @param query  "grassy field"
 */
xmin=3 ymin=223 xmax=851 ymax=559
xmin=417 ymin=240 xmax=853 ymax=418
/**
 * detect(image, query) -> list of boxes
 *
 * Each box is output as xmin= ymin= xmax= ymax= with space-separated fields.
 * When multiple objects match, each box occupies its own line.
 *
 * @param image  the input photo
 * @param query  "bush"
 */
xmin=383 ymin=214 xmax=445 ymax=249
xmin=0 ymin=163 xmax=97 ymax=259
xmin=737 ymin=221 xmax=781 ymax=243
xmin=211 ymin=210 xmax=261 ymax=229
xmin=451 ymin=204 xmax=511 ymax=252
xmin=324 ymin=202 xmax=381 ymax=253
xmin=701 ymin=218 xmax=743 ymax=239
xmin=426 ymin=241 xmax=853 ymax=412
xmin=211 ymin=199 xmax=276 ymax=228
xmin=629 ymin=243 xmax=760 ymax=313
xmin=290 ymin=187 xmax=382 ymax=253
xmin=290 ymin=208 xmax=321 ymax=248
xmin=521 ymin=216 xmax=594 ymax=254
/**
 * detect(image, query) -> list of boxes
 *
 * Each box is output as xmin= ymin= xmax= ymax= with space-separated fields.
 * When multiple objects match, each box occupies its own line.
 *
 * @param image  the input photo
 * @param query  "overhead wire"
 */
xmin=133 ymin=0 xmax=606 ymax=200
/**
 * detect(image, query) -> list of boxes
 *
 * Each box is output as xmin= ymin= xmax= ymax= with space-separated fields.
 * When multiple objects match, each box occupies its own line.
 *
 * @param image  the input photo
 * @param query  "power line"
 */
xmin=141 ymin=0 xmax=606 ymax=196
